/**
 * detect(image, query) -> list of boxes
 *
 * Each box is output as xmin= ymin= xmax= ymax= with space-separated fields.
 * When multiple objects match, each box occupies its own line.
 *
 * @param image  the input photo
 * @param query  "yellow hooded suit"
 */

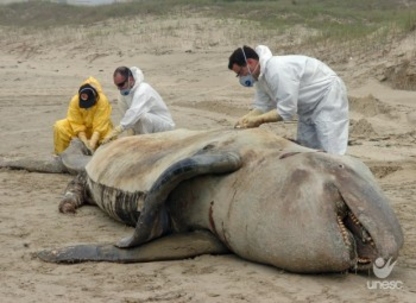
xmin=54 ymin=77 xmax=113 ymax=154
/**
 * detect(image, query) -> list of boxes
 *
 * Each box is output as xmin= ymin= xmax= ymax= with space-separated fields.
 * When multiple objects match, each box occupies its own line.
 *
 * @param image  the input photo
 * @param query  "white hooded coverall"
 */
xmin=118 ymin=67 xmax=175 ymax=134
xmin=253 ymin=45 xmax=349 ymax=155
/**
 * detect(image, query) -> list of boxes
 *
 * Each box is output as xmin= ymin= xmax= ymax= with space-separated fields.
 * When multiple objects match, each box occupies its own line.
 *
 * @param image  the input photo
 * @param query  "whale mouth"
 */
xmin=337 ymin=209 xmax=378 ymax=270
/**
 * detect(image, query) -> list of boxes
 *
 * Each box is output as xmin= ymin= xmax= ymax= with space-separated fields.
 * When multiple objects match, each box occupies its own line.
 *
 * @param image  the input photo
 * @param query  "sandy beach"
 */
xmin=0 ymin=11 xmax=415 ymax=303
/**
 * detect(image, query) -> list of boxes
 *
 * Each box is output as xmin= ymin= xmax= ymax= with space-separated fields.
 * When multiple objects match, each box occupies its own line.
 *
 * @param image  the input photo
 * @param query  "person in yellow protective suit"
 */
xmin=53 ymin=77 xmax=113 ymax=154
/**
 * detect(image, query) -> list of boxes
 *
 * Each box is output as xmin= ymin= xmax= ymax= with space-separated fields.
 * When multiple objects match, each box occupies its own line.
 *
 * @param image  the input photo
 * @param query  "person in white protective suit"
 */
xmin=228 ymin=45 xmax=349 ymax=155
xmin=102 ymin=66 xmax=175 ymax=143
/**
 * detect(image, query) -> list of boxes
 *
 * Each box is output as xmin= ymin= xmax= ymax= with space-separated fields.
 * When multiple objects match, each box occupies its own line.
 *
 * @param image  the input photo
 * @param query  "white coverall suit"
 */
xmin=118 ymin=67 xmax=175 ymax=134
xmin=253 ymin=45 xmax=349 ymax=155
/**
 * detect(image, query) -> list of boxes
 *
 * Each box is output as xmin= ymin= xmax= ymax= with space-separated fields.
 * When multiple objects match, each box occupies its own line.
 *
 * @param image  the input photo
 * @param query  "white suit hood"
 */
xmin=131 ymin=66 xmax=144 ymax=88
xmin=255 ymin=45 xmax=273 ymax=78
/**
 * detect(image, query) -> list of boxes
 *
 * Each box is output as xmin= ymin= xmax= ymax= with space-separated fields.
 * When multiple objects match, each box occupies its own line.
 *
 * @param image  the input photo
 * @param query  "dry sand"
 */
xmin=0 ymin=15 xmax=415 ymax=303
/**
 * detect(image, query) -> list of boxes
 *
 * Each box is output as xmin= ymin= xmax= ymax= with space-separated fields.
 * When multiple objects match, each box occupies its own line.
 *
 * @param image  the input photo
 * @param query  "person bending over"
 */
xmin=228 ymin=45 xmax=349 ymax=155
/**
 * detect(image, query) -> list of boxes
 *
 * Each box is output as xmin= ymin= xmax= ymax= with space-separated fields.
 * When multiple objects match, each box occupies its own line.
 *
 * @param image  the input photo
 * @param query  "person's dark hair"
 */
xmin=113 ymin=66 xmax=133 ymax=80
xmin=228 ymin=45 xmax=259 ymax=70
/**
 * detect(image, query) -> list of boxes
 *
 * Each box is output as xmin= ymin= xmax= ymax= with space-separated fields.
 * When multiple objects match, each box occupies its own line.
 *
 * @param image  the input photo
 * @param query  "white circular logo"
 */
xmin=375 ymin=257 xmax=385 ymax=268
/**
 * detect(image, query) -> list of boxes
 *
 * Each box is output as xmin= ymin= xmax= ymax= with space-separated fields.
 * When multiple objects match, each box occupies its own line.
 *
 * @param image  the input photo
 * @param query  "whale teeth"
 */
xmin=348 ymin=211 xmax=360 ymax=225
xmin=348 ymin=211 xmax=374 ymax=244
xmin=361 ymin=229 xmax=372 ymax=243
xmin=337 ymin=216 xmax=351 ymax=246
xmin=358 ymin=258 xmax=371 ymax=264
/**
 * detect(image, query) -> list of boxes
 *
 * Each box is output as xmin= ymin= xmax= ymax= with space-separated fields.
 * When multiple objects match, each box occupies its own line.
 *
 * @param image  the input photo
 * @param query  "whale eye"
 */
xmin=202 ymin=144 xmax=215 ymax=151
xmin=339 ymin=164 xmax=345 ymax=169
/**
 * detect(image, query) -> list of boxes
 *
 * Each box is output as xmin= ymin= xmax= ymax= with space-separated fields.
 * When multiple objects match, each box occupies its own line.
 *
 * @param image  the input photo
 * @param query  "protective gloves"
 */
xmin=125 ymin=128 xmax=135 ymax=136
xmin=77 ymin=131 xmax=89 ymax=147
xmin=234 ymin=108 xmax=264 ymax=129
xmin=102 ymin=125 xmax=124 ymax=145
xmin=237 ymin=109 xmax=282 ymax=128
xmin=77 ymin=131 xmax=95 ymax=154
xmin=88 ymin=131 xmax=100 ymax=151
